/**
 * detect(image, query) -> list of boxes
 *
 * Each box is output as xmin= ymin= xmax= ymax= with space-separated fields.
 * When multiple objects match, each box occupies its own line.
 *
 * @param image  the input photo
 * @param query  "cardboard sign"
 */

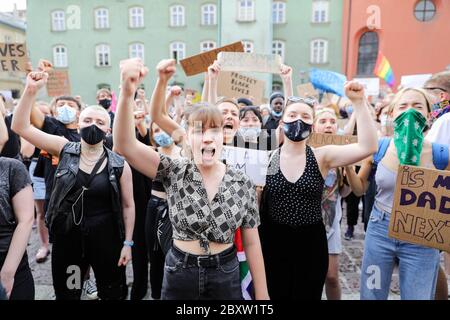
xmin=0 ymin=43 xmax=28 ymax=73
xmin=354 ymin=78 xmax=380 ymax=96
xmin=400 ymin=74 xmax=432 ymax=89
xmin=180 ymin=41 xmax=244 ymax=76
xmin=217 ymin=52 xmax=282 ymax=74
xmin=222 ymin=146 xmax=269 ymax=186
xmin=388 ymin=165 xmax=450 ymax=252
xmin=297 ymin=83 xmax=318 ymax=98
xmin=46 ymin=69 xmax=71 ymax=97
xmin=307 ymin=133 xmax=358 ymax=148
xmin=217 ymin=72 xmax=265 ymax=105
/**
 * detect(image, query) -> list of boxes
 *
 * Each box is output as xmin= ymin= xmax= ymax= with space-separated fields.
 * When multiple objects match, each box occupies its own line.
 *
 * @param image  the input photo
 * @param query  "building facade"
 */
xmin=342 ymin=0 xmax=450 ymax=89
xmin=27 ymin=0 xmax=343 ymax=103
xmin=0 ymin=13 xmax=26 ymax=99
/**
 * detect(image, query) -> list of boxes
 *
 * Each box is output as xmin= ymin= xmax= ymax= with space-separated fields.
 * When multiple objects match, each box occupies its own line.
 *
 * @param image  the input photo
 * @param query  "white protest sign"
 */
xmin=354 ymin=78 xmax=380 ymax=96
xmin=401 ymin=74 xmax=432 ymax=89
xmin=222 ymin=146 xmax=269 ymax=186
xmin=217 ymin=52 xmax=282 ymax=74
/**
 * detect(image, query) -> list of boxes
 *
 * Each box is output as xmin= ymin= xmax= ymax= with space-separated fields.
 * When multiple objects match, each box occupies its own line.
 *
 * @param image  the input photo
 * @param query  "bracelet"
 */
xmin=123 ymin=240 xmax=134 ymax=247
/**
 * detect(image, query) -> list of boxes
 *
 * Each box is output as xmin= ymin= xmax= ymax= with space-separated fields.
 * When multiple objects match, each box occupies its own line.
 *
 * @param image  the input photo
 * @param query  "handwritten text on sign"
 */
xmin=307 ymin=133 xmax=358 ymax=148
xmin=0 ymin=43 xmax=28 ymax=72
xmin=222 ymin=146 xmax=269 ymax=187
xmin=388 ymin=166 xmax=450 ymax=252
xmin=218 ymin=72 xmax=265 ymax=105
xmin=217 ymin=52 xmax=282 ymax=74
xmin=180 ymin=41 xmax=244 ymax=76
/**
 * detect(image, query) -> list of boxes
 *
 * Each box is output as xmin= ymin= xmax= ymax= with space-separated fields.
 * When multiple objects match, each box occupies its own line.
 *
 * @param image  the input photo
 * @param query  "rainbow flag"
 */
xmin=373 ymin=52 xmax=395 ymax=87
xmin=234 ymin=228 xmax=254 ymax=300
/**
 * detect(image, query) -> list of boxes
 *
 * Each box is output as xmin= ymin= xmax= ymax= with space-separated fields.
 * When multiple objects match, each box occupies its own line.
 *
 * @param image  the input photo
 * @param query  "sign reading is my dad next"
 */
xmin=388 ymin=166 xmax=450 ymax=252
xmin=0 ymin=43 xmax=28 ymax=72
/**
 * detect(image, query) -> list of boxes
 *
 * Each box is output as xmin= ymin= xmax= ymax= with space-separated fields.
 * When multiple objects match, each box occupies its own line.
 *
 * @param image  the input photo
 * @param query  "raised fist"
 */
xmin=120 ymin=58 xmax=149 ymax=96
xmin=345 ymin=80 xmax=365 ymax=103
xmin=27 ymin=71 xmax=49 ymax=93
xmin=156 ymin=59 xmax=176 ymax=83
xmin=207 ymin=60 xmax=221 ymax=81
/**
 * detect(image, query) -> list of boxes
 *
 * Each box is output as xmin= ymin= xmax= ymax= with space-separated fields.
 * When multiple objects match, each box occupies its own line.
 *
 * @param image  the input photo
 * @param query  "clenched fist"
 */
xmin=345 ymin=80 xmax=365 ymax=103
xmin=207 ymin=60 xmax=221 ymax=81
xmin=26 ymin=71 xmax=49 ymax=94
xmin=156 ymin=59 xmax=176 ymax=83
xmin=120 ymin=58 xmax=149 ymax=96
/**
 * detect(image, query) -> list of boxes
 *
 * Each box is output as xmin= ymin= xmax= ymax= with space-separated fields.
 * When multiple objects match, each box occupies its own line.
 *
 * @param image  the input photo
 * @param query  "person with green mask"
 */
xmin=347 ymin=88 xmax=450 ymax=300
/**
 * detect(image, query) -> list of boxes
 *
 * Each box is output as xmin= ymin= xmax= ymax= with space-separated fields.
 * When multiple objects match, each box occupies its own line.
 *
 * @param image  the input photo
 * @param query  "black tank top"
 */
xmin=263 ymin=146 xmax=324 ymax=227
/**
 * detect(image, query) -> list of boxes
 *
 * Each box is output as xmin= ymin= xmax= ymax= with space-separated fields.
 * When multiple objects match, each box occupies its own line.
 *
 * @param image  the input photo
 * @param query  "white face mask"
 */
xmin=56 ymin=104 xmax=77 ymax=124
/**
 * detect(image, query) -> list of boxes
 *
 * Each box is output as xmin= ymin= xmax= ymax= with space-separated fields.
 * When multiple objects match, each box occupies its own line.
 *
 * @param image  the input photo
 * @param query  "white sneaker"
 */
xmin=83 ymin=279 xmax=99 ymax=300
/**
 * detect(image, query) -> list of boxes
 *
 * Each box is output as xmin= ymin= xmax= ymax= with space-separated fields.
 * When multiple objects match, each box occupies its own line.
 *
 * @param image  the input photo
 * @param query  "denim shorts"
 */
xmin=29 ymin=160 xmax=46 ymax=200
xmin=161 ymin=244 xmax=243 ymax=300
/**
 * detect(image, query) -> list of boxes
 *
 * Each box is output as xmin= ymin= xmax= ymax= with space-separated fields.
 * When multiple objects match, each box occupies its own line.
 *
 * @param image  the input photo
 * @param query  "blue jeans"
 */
xmin=0 ymin=282 xmax=6 ymax=300
xmin=360 ymin=205 xmax=440 ymax=300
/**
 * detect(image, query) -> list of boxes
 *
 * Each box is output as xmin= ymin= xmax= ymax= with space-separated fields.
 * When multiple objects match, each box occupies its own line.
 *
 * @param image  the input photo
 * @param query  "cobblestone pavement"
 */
xmin=29 ymin=208 xmax=448 ymax=300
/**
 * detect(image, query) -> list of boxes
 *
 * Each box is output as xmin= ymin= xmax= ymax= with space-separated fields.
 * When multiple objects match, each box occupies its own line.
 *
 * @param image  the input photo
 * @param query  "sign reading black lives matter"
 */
xmin=388 ymin=165 xmax=450 ymax=252
xmin=0 ymin=43 xmax=28 ymax=72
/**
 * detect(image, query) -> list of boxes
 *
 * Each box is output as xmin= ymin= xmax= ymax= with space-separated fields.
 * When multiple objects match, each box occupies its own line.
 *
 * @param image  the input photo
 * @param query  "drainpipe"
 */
xmin=218 ymin=0 xmax=222 ymax=46
xmin=345 ymin=0 xmax=352 ymax=77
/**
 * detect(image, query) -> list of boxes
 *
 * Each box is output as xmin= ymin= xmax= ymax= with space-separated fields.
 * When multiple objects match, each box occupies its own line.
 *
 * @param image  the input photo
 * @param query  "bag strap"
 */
xmin=85 ymin=153 xmax=107 ymax=188
xmin=373 ymin=137 xmax=391 ymax=166
xmin=431 ymin=143 xmax=449 ymax=170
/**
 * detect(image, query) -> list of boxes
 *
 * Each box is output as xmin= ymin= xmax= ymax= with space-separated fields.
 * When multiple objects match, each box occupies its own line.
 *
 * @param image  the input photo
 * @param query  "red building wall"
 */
xmin=342 ymin=0 xmax=450 ymax=88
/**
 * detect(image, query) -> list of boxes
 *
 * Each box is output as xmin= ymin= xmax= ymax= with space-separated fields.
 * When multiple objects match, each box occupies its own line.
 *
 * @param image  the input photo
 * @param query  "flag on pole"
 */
xmin=373 ymin=52 xmax=395 ymax=87
xmin=234 ymin=228 xmax=253 ymax=300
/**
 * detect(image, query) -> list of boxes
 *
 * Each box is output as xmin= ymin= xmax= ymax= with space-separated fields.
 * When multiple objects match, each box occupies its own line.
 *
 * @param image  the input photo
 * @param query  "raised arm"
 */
xmin=11 ymin=72 xmax=68 ymax=157
xmin=207 ymin=60 xmax=220 ymax=104
xmin=150 ymin=59 xmax=186 ymax=144
xmin=113 ymin=58 xmax=160 ymax=179
xmin=201 ymin=72 xmax=210 ymax=103
xmin=280 ymin=64 xmax=293 ymax=98
xmin=316 ymin=81 xmax=378 ymax=171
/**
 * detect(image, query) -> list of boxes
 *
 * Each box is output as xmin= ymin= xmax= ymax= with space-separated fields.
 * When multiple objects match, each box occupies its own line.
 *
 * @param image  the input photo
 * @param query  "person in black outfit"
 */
xmin=0 ymin=95 xmax=21 ymax=160
xmin=96 ymin=88 xmax=115 ymax=129
xmin=0 ymin=157 xmax=35 ymax=300
xmin=262 ymin=92 xmax=285 ymax=131
xmin=12 ymin=70 xmax=135 ymax=300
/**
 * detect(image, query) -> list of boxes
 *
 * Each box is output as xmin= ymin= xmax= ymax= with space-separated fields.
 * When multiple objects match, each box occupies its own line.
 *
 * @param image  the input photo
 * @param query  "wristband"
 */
xmin=123 ymin=240 xmax=134 ymax=247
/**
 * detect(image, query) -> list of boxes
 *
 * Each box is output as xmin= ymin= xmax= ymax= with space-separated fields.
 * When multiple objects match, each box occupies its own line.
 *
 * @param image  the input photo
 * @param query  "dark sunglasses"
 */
xmin=285 ymin=96 xmax=317 ymax=108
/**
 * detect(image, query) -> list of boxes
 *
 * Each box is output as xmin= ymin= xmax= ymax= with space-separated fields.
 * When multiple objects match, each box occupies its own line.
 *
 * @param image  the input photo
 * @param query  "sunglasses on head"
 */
xmin=285 ymin=96 xmax=317 ymax=108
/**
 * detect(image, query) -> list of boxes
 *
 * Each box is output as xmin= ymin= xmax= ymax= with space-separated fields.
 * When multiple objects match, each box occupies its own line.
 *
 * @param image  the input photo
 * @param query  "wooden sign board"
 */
xmin=217 ymin=52 xmax=282 ymax=74
xmin=180 ymin=41 xmax=244 ymax=76
xmin=307 ymin=133 xmax=358 ymax=148
xmin=222 ymin=146 xmax=269 ymax=187
xmin=389 ymin=165 xmax=450 ymax=252
xmin=0 ymin=43 xmax=28 ymax=73
xmin=46 ymin=69 xmax=71 ymax=97
xmin=297 ymin=83 xmax=318 ymax=98
xmin=217 ymin=72 xmax=265 ymax=105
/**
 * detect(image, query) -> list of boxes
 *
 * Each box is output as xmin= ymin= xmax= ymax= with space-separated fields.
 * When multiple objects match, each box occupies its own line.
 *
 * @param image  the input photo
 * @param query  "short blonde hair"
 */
xmin=81 ymin=105 xmax=111 ymax=127
xmin=388 ymin=88 xmax=433 ymax=114
xmin=314 ymin=107 xmax=338 ymax=123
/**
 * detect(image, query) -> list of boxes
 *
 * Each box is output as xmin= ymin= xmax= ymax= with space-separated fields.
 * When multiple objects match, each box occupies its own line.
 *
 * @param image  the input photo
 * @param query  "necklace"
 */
xmin=80 ymin=151 xmax=105 ymax=166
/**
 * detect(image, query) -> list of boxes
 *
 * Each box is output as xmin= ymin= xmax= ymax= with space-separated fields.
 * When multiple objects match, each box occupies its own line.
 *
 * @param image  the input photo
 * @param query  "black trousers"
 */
xmin=0 ymin=253 xmax=34 ymax=300
xmin=51 ymin=217 xmax=127 ymax=300
xmin=259 ymin=220 xmax=329 ymax=300
xmin=145 ymin=195 xmax=166 ymax=300
xmin=344 ymin=192 xmax=364 ymax=227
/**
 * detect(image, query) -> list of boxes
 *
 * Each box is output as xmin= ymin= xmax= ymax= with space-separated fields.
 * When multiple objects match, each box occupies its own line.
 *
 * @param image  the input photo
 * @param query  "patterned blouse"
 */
xmin=155 ymin=154 xmax=260 ymax=253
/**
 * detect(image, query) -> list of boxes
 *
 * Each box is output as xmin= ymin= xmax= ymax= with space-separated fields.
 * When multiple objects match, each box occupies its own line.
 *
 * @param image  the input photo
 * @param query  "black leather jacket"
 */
xmin=45 ymin=142 xmax=125 ymax=240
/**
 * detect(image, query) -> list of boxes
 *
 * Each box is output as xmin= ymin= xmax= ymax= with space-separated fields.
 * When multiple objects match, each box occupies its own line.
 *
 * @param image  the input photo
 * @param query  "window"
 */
xmin=170 ymin=42 xmax=186 ymax=63
xmin=95 ymin=8 xmax=109 ymax=29
xmin=201 ymin=4 xmax=217 ymax=25
xmin=53 ymin=45 xmax=68 ymax=67
xmin=51 ymin=10 xmax=66 ymax=31
xmin=414 ymin=0 xmax=436 ymax=22
xmin=312 ymin=1 xmax=329 ymax=23
xmin=242 ymin=41 xmax=254 ymax=53
xmin=272 ymin=2 xmax=286 ymax=24
xmin=310 ymin=39 xmax=328 ymax=64
xmin=129 ymin=43 xmax=145 ymax=60
xmin=200 ymin=41 xmax=216 ymax=53
xmin=237 ymin=0 xmax=255 ymax=22
xmin=272 ymin=40 xmax=285 ymax=61
xmin=129 ymin=7 xmax=144 ymax=28
xmin=96 ymin=44 xmax=110 ymax=67
xmin=4 ymin=35 xmax=12 ymax=43
xmin=170 ymin=5 xmax=185 ymax=27
xmin=357 ymin=31 xmax=379 ymax=76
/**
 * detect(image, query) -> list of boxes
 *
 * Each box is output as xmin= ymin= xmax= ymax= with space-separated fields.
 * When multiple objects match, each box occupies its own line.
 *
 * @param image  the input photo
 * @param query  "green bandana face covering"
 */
xmin=393 ymin=108 xmax=427 ymax=166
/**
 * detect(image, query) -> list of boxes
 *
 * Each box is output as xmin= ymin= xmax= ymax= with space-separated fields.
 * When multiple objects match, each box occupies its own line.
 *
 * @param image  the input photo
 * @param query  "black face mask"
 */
xmin=283 ymin=119 xmax=312 ymax=142
xmin=98 ymin=99 xmax=112 ymax=109
xmin=80 ymin=125 xmax=106 ymax=145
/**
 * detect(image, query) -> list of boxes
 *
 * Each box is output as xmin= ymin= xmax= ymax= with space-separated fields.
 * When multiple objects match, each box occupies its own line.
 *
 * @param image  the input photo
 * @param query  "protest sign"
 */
xmin=354 ymin=77 xmax=380 ymax=96
xmin=309 ymin=69 xmax=347 ymax=97
xmin=180 ymin=41 xmax=244 ymax=76
xmin=0 ymin=43 xmax=28 ymax=72
xmin=46 ymin=69 xmax=71 ymax=97
xmin=217 ymin=52 xmax=282 ymax=74
xmin=388 ymin=165 xmax=450 ymax=252
xmin=222 ymin=146 xmax=269 ymax=186
xmin=217 ymin=72 xmax=265 ymax=105
xmin=297 ymin=83 xmax=318 ymax=98
xmin=307 ymin=133 xmax=358 ymax=148
xmin=400 ymin=74 xmax=432 ymax=89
